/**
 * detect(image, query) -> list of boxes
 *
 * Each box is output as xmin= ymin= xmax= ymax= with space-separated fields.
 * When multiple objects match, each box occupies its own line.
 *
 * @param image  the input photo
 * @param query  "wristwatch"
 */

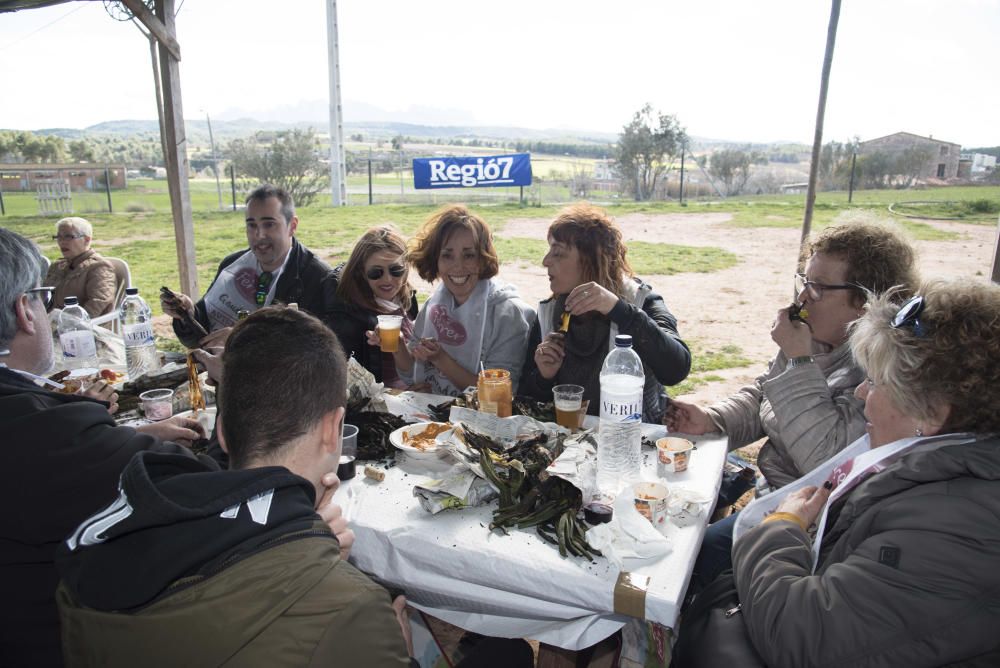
xmin=786 ymin=355 xmax=815 ymax=368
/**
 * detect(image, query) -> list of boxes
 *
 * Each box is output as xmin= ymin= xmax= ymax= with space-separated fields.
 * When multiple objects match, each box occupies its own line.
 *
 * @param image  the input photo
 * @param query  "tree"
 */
xmin=69 ymin=140 xmax=96 ymax=163
xmin=391 ymin=135 xmax=404 ymax=151
xmin=228 ymin=129 xmax=327 ymax=207
xmin=708 ymin=148 xmax=762 ymax=196
xmin=614 ymin=104 xmax=686 ymax=201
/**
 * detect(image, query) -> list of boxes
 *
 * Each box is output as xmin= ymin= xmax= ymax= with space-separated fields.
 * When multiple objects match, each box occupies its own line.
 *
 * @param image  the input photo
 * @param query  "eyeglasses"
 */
xmin=890 ymin=295 xmax=928 ymax=337
xmin=794 ymin=273 xmax=860 ymax=301
xmin=25 ymin=286 xmax=54 ymax=312
xmin=255 ymin=271 xmax=274 ymax=307
xmin=51 ymin=234 xmax=85 ymax=241
xmin=366 ymin=265 xmax=406 ymax=280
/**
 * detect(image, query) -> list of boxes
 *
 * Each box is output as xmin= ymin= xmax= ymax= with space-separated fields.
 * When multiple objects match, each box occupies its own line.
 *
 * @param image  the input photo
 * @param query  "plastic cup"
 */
xmin=552 ymin=384 xmax=586 ymax=432
xmin=338 ymin=423 xmax=359 ymax=480
xmin=657 ymin=437 xmax=694 ymax=474
xmin=376 ymin=315 xmax=403 ymax=353
xmin=140 ymin=388 xmax=174 ymax=422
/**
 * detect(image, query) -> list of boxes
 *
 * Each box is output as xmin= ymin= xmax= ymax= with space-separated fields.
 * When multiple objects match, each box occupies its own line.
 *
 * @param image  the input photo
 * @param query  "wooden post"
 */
xmin=152 ymin=0 xmax=197 ymax=297
xmin=104 ymin=167 xmax=113 ymax=213
xmin=991 ymin=216 xmax=1000 ymax=284
xmin=799 ymin=0 xmax=842 ymax=258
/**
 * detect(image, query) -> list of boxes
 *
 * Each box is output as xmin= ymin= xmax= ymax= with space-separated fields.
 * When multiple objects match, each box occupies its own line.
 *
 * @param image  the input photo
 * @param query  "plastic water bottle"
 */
xmin=597 ymin=334 xmax=645 ymax=498
xmin=119 ymin=287 xmax=160 ymax=381
xmin=57 ymin=297 xmax=98 ymax=369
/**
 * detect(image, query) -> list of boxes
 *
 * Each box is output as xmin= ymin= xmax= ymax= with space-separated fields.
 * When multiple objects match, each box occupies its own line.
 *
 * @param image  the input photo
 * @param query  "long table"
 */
xmin=333 ymin=392 xmax=726 ymax=651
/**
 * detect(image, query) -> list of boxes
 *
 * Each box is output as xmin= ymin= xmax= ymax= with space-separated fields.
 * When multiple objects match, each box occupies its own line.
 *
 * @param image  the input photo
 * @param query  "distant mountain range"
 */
xmin=25 ymin=118 xmax=621 ymax=147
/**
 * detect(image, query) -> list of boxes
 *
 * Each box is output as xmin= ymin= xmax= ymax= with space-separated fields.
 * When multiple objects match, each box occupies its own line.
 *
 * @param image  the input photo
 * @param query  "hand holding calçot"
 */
xmin=534 ymin=332 xmax=566 ymax=380
xmin=159 ymin=290 xmax=195 ymax=320
xmin=770 ymin=306 xmax=813 ymax=359
xmin=79 ymin=379 xmax=119 ymax=415
xmin=565 ymin=282 xmax=617 ymax=317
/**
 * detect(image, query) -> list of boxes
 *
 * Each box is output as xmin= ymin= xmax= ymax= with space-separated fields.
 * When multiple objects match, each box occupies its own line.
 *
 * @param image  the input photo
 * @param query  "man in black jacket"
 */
xmin=160 ymin=184 xmax=335 ymax=348
xmin=0 ymin=229 xmax=206 ymax=667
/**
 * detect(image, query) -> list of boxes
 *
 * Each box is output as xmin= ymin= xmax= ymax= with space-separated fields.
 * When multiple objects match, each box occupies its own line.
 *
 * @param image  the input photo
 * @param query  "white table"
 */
xmin=334 ymin=396 xmax=726 ymax=651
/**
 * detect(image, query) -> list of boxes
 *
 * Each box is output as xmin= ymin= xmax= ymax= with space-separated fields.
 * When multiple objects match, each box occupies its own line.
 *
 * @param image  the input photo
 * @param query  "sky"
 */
xmin=0 ymin=0 xmax=997 ymax=147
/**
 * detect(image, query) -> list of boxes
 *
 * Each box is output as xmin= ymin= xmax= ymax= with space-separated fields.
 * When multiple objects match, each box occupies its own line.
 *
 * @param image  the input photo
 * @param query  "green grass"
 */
xmin=492 ymin=236 xmax=738 ymax=276
xmin=666 ymin=343 xmax=754 ymax=398
xmin=4 ymin=184 xmax=993 ymax=318
xmin=889 ymin=198 xmax=999 ymax=223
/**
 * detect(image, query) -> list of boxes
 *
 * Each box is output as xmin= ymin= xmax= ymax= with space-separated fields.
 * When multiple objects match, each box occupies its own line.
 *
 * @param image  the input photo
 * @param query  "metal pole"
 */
xmin=104 ymin=167 xmax=113 ymax=213
xmin=848 ymin=152 xmax=857 ymax=203
xmin=326 ymin=0 xmax=346 ymax=206
xmin=205 ymin=111 xmax=223 ymax=210
xmin=679 ymin=147 xmax=686 ymax=206
xmin=230 ymin=164 xmax=237 ymax=211
xmin=0 ymin=184 xmax=5 ymax=215
xmin=519 ymin=185 xmax=523 ymax=205
xmin=367 ymin=158 xmax=373 ymax=205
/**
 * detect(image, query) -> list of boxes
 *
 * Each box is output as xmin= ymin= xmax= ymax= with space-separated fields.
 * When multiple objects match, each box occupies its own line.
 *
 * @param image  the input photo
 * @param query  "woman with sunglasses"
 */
xmin=714 ymin=280 xmax=1000 ymax=666
xmin=326 ymin=227 xmax=418 ymax=388
xmin=44 ymin=217 xmax=117 ymax=317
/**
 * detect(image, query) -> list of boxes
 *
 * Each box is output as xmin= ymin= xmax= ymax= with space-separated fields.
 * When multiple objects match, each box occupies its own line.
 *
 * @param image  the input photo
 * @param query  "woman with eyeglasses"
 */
xmin=391 ymin=205 xmax=535 ymax=396
xmin=673 ymin=220 xmax=918 ymax=594
xmin=325 ymin=227 xmax=418 ymax=388
xmin=44 ymin=217 xmax=117 ymax=317
xmin=668 ymin=220 xmax=918 ymax=489
xmin=712 ymin=280 xmax=1000 ymax=666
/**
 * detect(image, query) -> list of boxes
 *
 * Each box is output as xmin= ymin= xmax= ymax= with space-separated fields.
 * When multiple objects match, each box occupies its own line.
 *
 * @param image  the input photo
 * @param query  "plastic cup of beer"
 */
xmin=552 ymin=384 xmax=585 ymax=432
xmin=478 ymin=368 xmax=512 ymax=418
xmin=376 ymin=315 xmax=403 ymax=353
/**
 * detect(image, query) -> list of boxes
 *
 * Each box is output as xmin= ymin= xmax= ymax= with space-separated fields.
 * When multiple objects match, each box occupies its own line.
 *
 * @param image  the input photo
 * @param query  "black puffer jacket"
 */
xmin=0 ymin=368 xmax=209 ymax=667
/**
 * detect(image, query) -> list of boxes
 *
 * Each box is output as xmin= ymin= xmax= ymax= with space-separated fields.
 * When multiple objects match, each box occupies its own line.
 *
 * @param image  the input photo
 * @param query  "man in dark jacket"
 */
xmin=0 ymin=229 xmax=206 ymax=667
xmin=57 ymin=307 xmax=413 ymax=667
xmin=161 ymin=184 xmax=335 ymax=348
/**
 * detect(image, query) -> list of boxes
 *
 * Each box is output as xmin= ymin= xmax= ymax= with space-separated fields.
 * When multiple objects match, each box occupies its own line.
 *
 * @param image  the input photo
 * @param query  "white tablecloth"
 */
xmin=334 ymin=397 xmax=725 ymax=651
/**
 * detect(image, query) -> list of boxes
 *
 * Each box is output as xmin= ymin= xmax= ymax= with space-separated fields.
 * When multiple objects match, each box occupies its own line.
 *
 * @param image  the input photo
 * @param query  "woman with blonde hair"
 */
xmin=519 ymin=203 xmax=691 ymax=422
xmin=389 ymin=204 xmax=534 ymax=396
xmin=703 ymin=279 xmax=1000 ymax=666
xmin=325 ymin=226 xmax=417 ymax=387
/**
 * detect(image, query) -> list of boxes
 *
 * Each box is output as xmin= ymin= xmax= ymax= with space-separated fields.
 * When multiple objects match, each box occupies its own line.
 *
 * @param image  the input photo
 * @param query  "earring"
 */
xmin=915 ymin=427 xmax=924 ymax=437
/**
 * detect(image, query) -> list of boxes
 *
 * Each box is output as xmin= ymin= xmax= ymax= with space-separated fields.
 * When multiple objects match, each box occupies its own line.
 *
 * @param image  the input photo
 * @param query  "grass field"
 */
xmin=3 ymin=183 xmax=996 ymax=320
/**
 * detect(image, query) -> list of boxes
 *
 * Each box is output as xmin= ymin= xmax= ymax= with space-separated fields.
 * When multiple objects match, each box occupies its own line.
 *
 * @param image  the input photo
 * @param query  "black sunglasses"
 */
xmin=26 ymin=286 xmax=55 ymax=312
xmin=890 ymin=295 xmax=929 ymax=337
xmin=366 ymin=265 xmax=406 ymax=280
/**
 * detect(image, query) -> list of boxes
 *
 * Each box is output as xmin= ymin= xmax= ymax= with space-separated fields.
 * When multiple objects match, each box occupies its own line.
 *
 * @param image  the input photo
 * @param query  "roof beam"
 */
xmin=121 ymin=0 xmax=180 ymax=61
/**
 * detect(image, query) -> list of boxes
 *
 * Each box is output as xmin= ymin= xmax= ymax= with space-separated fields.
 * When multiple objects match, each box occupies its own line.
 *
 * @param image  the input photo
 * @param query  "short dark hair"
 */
xmin=220 ymin=307 xmax=346 ymax=468
xmin=246 ymin=184 xmax=295 ymax=225
xmin=408 ymin=204 xmax=499 ymax=282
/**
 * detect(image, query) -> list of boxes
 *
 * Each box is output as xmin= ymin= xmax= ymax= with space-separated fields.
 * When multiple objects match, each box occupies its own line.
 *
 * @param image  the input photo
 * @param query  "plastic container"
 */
xmin=139 ymin=388 xmax=174 ymax=421
xmin=58 ymin=297 xmax=98 ymax=369
xmin=597 ymin=334 xmax=644 ymax=498
xmin=119 ymin=287 xmax=161 ymax=382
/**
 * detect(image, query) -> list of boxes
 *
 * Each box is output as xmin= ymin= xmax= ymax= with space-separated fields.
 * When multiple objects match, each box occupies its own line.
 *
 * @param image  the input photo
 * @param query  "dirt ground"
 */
xmin=495 ymin=212 xmax=998 ymax=405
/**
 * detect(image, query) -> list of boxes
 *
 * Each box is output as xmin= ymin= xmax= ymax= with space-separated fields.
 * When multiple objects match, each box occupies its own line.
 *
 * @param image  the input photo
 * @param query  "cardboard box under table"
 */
xmin=334 ymin=397 xmax=725 ymax=651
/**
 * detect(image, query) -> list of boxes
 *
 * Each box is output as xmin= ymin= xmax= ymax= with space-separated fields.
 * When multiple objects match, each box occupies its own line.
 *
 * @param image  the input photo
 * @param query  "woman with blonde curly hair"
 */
xmin=519 ymin=203 xmax=691 ymax=422
xmin=709 ymin=279 xmax=1000 ymax=666
xmin=391 ymin=204 xmax=534 ymax=396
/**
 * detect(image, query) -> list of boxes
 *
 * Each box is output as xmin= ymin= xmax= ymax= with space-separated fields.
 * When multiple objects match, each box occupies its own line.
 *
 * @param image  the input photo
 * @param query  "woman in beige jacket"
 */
xmin=45 ymin=217 xmax=117 ymax=317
